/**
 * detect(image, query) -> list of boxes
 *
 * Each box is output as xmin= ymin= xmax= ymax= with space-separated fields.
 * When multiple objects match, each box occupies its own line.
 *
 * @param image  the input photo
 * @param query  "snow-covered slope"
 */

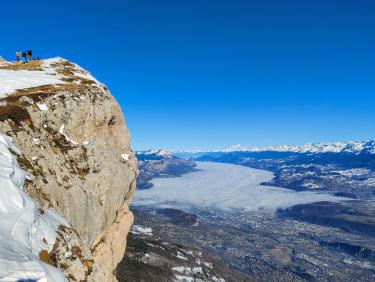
xmin=0 ymin=67 xmax=62 ymax=97
xmin=0 ymin=134 xmax=67 ymax=281
xmin=0 ymin=57 xmax=106 ymax=97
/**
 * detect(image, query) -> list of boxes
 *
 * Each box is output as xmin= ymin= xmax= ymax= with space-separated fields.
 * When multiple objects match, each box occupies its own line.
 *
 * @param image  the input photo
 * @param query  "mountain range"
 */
xmin=133 ymin=143 xmax=375 ymax=282
xmin=171 ymin=140 xmax=375 ymax=158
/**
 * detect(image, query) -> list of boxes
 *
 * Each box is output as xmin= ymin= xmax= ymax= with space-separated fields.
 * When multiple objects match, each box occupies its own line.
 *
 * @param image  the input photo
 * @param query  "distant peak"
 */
xmin=223 ymin=140 xmax=375 ymax=154
xmin=137 ymin=149 xmax=173 ymax=157
xmin=176 ymin=140 xmax=375 ymax=155
xmin=222 ymin=144 xmax=250 ymax=152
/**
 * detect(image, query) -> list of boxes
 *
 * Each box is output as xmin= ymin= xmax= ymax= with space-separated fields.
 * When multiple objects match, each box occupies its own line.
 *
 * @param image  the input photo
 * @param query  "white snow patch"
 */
xmin=192 ymin=266 xmax=203 ymax=274
xmin=172 ymin=266 xmax=203 ymax=278
xmin=175 ymin=275 xmax=194 ymax=282
xmin=137 ymin=149 xmax=172 ymax=157
xmin=36 ymin=103 xmax=48 ymax=111
xmin=59 ymin=124 xmax=78 ymax=145
xmin=302 ymin=182 xmax=320 ymax=189
xmin=121 ymin=153 xmax=130 ymax=161
xmin=0 ymin=134 xmax=67 ymax=281
xmin=203 ymin=261 xmax=213 ymax=269
xmin=0 ymin=57 xmax=107 ymax=98
xmin=0 ymin=68 xmax=63 ymax=97
xmin=177 ymin=251 xmax=188 ymax=261
xmin=32 ymin=138 xmax=40 ymax=145
xmin=173 ymin=266 xmax=191 ymax=273
xmin=212 ymin=276 xmax=225 ymax=282
xmin=131 ymin=225 xmax=153 ymax=235
xmin=68 ymin=61 xmax=107 ymax=94
xmin=333 ymin=168 xmax=370 ymax=177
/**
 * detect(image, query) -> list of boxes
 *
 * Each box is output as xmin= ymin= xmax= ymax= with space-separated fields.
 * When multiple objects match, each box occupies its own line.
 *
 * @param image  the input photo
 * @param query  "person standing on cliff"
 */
xmin=21 ymin=51 xmax=27 ymax=63
xmin=16 ymin=50 xmax=21 ymax=63
xmin=27 ymin=50 xmax=32 ymax=62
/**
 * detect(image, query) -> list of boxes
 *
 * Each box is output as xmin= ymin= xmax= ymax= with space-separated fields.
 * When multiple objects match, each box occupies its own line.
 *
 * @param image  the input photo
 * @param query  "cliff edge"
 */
xmin=0 ymin=58 xmax=137 ymax=281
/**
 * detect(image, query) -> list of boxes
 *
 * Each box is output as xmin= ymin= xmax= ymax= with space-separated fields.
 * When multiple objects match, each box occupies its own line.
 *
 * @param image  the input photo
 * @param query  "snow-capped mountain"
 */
xmin=248 ymin=140 xmax=375 ymax=154
xmin=136 ymin=149 xmax=172 ymax=157
xmin=176 ymin=140 xmax=375 ymax=156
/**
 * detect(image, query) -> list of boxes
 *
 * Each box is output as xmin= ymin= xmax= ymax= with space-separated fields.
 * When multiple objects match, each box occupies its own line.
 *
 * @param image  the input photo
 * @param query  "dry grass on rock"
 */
xmin=0 ymin=60 xmax=43 ymax=71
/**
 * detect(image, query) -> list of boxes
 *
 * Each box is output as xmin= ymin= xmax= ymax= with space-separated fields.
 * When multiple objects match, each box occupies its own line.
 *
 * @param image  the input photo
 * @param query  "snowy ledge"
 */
xmin=0 ymin=57 xmax=107 ymax=98
xmin=0 ymin=134 xmax=67 ymax=281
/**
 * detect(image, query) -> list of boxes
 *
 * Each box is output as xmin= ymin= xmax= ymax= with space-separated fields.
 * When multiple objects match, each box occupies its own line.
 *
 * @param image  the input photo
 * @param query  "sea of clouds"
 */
xmin=133 ymin=162 xmax=346 ymax=213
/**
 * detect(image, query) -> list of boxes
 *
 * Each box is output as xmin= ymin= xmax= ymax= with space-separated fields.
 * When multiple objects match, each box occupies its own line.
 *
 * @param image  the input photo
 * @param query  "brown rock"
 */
xmin=0 ymin=59 xmax=138 ymax=281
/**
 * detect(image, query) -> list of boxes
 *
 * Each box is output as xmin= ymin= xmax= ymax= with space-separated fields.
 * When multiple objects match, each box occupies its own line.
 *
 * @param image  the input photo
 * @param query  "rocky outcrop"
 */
xmin=136 ymin=150 xmax=197 ymax=189
xmin=0 ymin=59 xmax=137 ymax=281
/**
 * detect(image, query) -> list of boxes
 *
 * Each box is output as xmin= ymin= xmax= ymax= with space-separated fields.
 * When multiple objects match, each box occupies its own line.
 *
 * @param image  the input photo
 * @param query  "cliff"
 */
xmin=0 ymin=58 xmax=137 ymax=281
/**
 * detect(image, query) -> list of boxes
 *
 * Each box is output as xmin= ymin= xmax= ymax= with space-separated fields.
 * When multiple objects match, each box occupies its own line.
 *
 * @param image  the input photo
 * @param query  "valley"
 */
xmin=128 ymin=205 xmax=375 ymax=281
xmin=124 ymin=148 xmax=375 ymax=281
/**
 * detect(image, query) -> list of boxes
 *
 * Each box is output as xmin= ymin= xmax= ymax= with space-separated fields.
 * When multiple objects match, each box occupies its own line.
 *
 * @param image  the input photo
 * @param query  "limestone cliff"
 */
xmin=0 ymin=58 xmax=137 ymax=281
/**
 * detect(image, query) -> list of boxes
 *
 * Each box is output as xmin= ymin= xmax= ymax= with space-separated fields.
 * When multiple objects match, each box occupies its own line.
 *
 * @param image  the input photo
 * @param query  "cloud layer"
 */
xmin=133 ymin=162 xmax=345 ymax=212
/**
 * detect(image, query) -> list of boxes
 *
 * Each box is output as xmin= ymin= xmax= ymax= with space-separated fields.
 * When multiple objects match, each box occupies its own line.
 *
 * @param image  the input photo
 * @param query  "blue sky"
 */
xmin=1 ymin=0 xmax=374 ymax=150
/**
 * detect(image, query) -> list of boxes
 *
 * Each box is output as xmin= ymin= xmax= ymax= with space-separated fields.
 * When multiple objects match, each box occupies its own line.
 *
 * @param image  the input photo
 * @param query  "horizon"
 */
xmin=139 ymin=138 xmax=375 ymax=152
xmin=1 ymin=0 xmax=374 ymax=150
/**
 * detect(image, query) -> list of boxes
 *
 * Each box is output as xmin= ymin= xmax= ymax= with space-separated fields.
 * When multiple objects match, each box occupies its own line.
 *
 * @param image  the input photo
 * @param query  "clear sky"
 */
xmin=1 ymin=0 xmax=374 ymax=150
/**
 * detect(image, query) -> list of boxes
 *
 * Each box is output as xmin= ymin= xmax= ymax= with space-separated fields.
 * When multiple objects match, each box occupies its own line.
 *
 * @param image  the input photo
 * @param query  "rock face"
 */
xmin=0 ymin=59 xmax=138 ymax=281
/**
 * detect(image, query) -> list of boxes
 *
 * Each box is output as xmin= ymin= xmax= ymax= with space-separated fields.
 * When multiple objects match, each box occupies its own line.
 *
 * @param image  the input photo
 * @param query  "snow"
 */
xmin=33 ymin=138 xmax=40 ymax=145
xmin=176 ymin=251 xmax=188 ymax=261
xmin=173 ymin=266 xmax=190 ymax=273
xmin=302 ymin=182 xmax=320 ymax=189
xmin=121 ymin=153 xmax=130 ymax=161
xmin=130 ymin=225 xmax=153 ymax=235
xmin=332 ymin=168 xmax=370 ymax=177
xmin=0 ymin=134 xmax=67 ymax=281
xmin=42 ymin=57 xmax=106 ymax=94
xmin=175 ymin=275 xmax=194 ymax=282
xmin=137 ymin=149 xmax=172 ymax=157
xmin=192 ymin=267 xmax=203 ymax=274
xmin=36 ymin=103 xmax=48 ymax=111
xmin=133 ymin=162 xmax=347 ymax=212
xmin=58 ymin=124 xmax=79 ymax=145
xmin=296 ymin=253 xmax=321 ymax=266
xmin=212 ymin=276 xmax=225 ymax=282
xmin=0 ymin=63 xmax=63 ymax=97
xmin=0 ymin=57 xmax=107 ymax=98
xmin=171 ymin=250 xmax=223 ymax=282
xmin=176 ymin=140 xmax=375 ymax=155
xmin=203 ymin=261 xmax=213 ymax=269
xmin=222 ymin=144 xmax=250 ymax=152
xmin=172 ymin=266 xmax=202 ymax=275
